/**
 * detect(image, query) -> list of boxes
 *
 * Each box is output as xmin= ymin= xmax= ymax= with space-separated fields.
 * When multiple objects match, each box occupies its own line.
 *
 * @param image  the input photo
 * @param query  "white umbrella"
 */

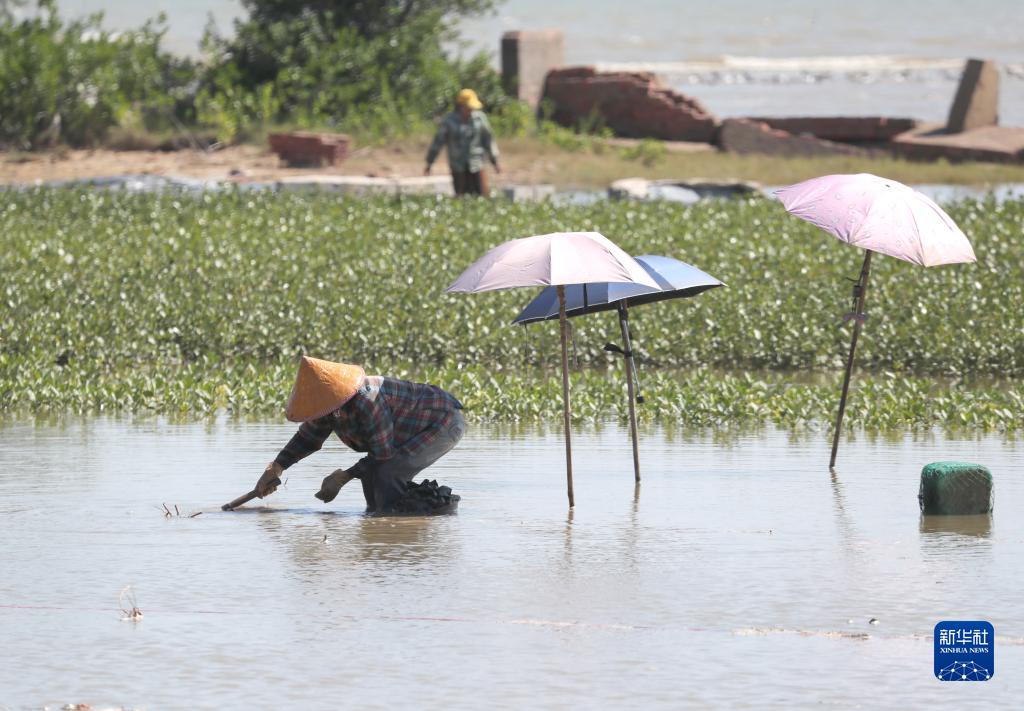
xmin=448 ymin=231 xmax=658 ymax=506
xmin=776 ymin=174 xmax=976 ymax=467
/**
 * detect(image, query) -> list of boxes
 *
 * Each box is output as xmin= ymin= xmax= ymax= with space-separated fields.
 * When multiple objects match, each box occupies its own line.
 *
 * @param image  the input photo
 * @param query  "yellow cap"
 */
xmin=455 ymin=88 xmax=483 ymax=110
xmin=284 ymin=356 xmax=366 ymax=422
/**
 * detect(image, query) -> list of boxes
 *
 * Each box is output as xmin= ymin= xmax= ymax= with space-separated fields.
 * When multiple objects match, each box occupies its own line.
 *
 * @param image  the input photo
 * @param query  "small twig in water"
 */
xmin=119 ymin=586 xmax=143 ymax=621
xmin=162 ymin=503 xmax=203 ymax=518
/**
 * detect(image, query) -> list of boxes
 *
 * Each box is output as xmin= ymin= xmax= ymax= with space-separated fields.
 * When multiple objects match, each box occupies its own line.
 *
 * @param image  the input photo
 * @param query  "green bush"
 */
xmin=489 ymin=100 xmax=534 ymax=139
xmin=197 ymin=0 xmax=504 ymax=142
xmin=620 ymin=138 xmax=668 ymax=167
xmin=0 ymin=1 xmax=505 ymax=148
xmin=0 ymin=0 xmax=193 ymax=148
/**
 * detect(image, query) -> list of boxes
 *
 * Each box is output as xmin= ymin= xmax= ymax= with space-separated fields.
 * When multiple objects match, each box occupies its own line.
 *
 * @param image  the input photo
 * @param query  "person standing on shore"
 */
xmin=424 ymin=88 xmax=500 ymax=197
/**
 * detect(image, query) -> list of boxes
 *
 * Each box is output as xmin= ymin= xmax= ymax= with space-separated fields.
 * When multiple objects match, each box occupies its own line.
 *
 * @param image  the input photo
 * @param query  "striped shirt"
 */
xmin=274 ymin=376 xmax=463 ymax=476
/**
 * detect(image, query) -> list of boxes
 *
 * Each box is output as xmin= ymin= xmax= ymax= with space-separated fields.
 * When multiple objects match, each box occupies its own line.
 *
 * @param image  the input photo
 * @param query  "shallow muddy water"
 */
xmin=0 ymin=418 xmax=1021 ymax=708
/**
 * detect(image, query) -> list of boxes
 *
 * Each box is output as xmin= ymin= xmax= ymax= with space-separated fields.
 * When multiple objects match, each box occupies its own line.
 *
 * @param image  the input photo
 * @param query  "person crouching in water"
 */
xmin=255 ymin=356 xmax=465 ymax=513
xmin=424 ymin=88 xmax=500 ymax=197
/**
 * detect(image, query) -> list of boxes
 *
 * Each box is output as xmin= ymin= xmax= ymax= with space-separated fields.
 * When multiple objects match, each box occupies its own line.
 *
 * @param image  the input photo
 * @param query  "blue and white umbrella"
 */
xmin=513 ymin=255 xmax=723 ymax=324
xmin=513 ymin=255 xmax=724 ymax=482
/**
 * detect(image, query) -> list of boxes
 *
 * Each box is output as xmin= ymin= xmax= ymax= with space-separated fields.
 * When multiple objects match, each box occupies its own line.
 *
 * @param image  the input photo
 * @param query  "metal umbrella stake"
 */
xmin=514 ymin=255 xmax=724 ymax=483
xmin=448 ymin=232 xmax=658 ymax=507
xmin=775 ymin=173 xmax=977 ymax=468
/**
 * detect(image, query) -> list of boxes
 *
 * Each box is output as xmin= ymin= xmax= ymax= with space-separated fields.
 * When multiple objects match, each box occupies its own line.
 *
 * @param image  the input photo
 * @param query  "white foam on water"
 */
xmin=595 ymin=55 xmax=1024 ymax=80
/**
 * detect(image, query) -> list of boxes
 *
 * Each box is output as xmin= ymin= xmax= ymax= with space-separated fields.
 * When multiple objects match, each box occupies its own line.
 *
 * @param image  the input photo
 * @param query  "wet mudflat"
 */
xmin=0 ymin=418 xmax=1021 ymax=708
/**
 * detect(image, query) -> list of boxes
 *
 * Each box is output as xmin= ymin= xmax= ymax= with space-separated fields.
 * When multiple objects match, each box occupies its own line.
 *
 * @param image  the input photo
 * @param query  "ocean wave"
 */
xmin=595 ymin=55 xmax=1024 ymax=85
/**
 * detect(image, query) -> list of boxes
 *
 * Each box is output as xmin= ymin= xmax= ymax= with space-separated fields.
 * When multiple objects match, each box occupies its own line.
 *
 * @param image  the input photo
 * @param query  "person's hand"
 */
xmin=315 ymin=468 xmax=356 ymax=504
xmin=423 ymin=164 xmax=431 ymax=176
xmin=256 ymin=461 xmax=283 ymax=498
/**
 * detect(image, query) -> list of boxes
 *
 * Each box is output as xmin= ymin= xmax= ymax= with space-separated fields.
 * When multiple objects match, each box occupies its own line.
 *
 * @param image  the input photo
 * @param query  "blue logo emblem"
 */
xmin=934 ymin=621 xmax=994 ymax=681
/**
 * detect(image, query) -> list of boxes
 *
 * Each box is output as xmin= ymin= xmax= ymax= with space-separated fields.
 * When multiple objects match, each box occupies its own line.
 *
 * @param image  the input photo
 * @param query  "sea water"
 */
xmin=0 ymin=417 xmax=1021 ymax=707
xmin=47 ymin=0 xmax=1024 ymax=123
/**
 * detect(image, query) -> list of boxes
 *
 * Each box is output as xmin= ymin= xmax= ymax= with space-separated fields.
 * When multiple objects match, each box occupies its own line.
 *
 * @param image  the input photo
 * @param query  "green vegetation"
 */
xmin=617 ymin=138 xmax=669 ymax=167
xmin=0 ymin=0 xmax=508 ymax=148
xmin=0 ymin=0 xmax=194 ymax=149
xmin=1 ymin=190 xmax=1022 ymax=430
xmin=196 ymin=0 xmax=507 ymax=143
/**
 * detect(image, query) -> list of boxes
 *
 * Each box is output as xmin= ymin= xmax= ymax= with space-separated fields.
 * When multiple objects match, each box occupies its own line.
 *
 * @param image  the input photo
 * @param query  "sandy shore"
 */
xmin=3 ymin=137 xmax=1023 ymax=190
xmin=0 ymin=144 xmax=431 ymax=185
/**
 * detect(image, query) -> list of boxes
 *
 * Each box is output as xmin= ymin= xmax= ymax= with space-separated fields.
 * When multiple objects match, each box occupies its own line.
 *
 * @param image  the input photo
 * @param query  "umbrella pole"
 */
xmin=617 ymin=303 xmax=641 ymax=483
xmin=830 ymin=249 xmax=873 ymax=469
xmin=558 ymin=286 xmax=575 ymax=507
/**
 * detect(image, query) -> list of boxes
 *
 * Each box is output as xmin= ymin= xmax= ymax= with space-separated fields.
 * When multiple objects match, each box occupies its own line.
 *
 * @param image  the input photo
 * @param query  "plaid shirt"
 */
xmin=274 ymin=376 xmax=463 ymax=477
xmin=425 ymin=110 xmax=499 ymax=173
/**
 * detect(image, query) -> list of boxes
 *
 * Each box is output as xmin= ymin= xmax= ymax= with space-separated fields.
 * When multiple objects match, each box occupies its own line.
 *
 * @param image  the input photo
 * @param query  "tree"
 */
xmin=198 ymin=0 xmax=504 ymax=139
xmin=238 ymin=0 xmax=494 ymax=38
xmin=0 ymin=0 xmax=27 ymax=22
xmin=0 ymin=0 xmax=192 ymax=148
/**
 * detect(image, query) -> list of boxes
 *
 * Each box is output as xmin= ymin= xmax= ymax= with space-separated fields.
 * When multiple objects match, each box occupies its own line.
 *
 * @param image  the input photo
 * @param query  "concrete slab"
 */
xmin=717 ymin=119 xmax=871 ymax=157
xmin=746 ymin=117 xmax=919 ymax=143
xmin=891 ymin=124 xmax=1024 ymax=164
xmin=609 ymin=177 xmax=762 ymax=201
xmin=502 ymin=184 xmax=555 ymax=201
xmin=392 ymin=176 xmax=455 ymax=196
xmin=275 ymin=175 xmax=453 ymax=196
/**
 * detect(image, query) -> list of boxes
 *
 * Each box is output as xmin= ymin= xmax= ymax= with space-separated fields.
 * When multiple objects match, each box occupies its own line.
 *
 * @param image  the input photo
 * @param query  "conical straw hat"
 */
xmin=284 ymin=356 xmax=366 ymax=422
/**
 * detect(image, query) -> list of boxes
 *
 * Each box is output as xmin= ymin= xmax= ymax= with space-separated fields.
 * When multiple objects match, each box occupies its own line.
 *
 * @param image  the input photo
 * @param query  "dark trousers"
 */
xmin=452 ymin=170 xmax=488 ymax=197
xmin=359 ymin=411 xmax=465 ymax=513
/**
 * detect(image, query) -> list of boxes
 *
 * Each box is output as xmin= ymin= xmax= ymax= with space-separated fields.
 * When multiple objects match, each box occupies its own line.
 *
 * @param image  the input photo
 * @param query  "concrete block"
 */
xmin=501 ymin=30 xmax=565 ymax=108
xmin=947 ymin=59 xmax=999 ymax=133
xmin=501 ymin=184 xmax=555 ymax=202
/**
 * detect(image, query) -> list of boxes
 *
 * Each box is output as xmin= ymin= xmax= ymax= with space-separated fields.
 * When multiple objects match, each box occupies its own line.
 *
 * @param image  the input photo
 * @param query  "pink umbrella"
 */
xmin=448 ymin=231 xmax=658 ymax=506
xmin=776 ymin=173 xmax=976 ymax=467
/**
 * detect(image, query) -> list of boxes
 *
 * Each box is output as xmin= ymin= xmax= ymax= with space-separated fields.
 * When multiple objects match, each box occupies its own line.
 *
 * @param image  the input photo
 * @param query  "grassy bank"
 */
xmin=420 ymin=136 xmax=1024 ymax=190
xmin=1 ymin=189 xmax=1022 ymax=429
xmin=7 ymin=135 xmax=1024 ymax=191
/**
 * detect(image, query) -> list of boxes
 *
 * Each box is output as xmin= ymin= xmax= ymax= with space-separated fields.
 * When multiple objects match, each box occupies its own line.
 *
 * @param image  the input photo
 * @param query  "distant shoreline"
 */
xmin=4 ymin=137 xmax=1024 ymax=192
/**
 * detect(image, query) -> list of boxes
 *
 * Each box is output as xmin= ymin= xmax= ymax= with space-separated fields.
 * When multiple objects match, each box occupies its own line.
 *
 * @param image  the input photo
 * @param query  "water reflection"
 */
xmin=562 ymin=508 xmax=575 ymax=569
xmin=919 ymin=515 xmax=993 ymax=565
xmin=919 ymin=514 xmax=993 ymax=539
xmin=255 ymin=509 xmax=459 ymax=572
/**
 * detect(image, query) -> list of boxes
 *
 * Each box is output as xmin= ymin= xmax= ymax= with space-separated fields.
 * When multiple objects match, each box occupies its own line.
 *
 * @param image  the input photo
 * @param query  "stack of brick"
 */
xmin=542 ymin=67 xmax=719 ymax=143
xmin=269 ymin=132 xmax=351 ymax=167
